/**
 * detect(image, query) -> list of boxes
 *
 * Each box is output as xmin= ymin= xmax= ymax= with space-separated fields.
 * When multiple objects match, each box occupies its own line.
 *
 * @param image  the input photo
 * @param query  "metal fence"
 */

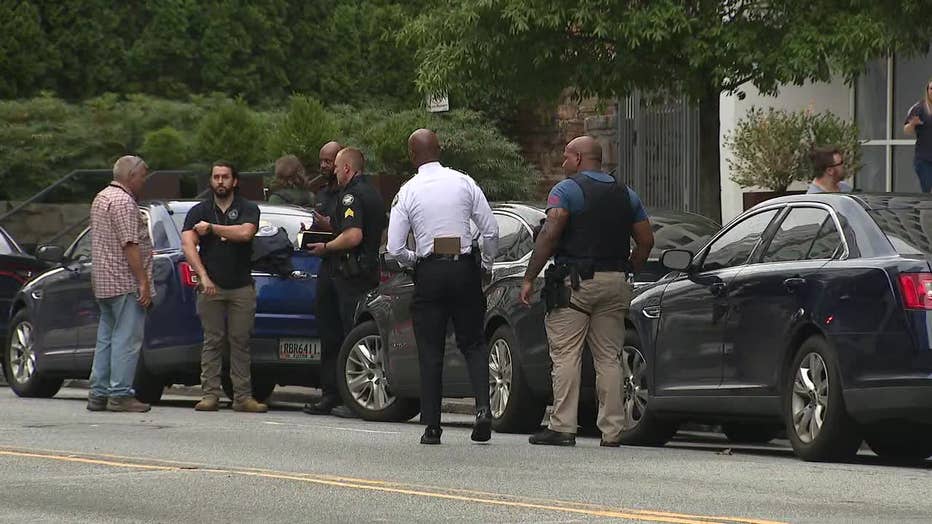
xmin=616 ymin=92 xmax=700 ymax=213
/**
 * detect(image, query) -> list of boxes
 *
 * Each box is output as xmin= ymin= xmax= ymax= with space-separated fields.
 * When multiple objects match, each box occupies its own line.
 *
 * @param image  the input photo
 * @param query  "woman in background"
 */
xmin=904 ymin=79 xmax=932 ymax=193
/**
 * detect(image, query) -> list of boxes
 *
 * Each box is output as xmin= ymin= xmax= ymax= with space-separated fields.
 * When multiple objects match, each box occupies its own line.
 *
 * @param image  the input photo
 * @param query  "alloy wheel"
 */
xmin=791 ymin=352 xmax=829 ymax=444
xmin=488 ymin=338 xmax=513 ymax=418
xmin=620 ymin=345 xmax=648 ymax=431
xmin=8 ymin=321 xmax=36 ymax=385
xmin=344 ymin=334 xmax=396 ymax=411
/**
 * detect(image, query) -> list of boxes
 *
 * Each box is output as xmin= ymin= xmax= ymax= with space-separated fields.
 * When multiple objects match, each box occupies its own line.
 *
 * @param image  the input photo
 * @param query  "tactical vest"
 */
xmin=554 ymin=173 xmax=634 ymax=271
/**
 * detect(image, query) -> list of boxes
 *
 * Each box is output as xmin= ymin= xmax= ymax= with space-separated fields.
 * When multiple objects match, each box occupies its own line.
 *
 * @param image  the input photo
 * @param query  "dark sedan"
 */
xmin=625 ymin=193 xmax=932 ymax=462
xmin=333 ymin=203 xmax=720 ymax=433
xmin=0 ymin=227 xmax=50 ymax=344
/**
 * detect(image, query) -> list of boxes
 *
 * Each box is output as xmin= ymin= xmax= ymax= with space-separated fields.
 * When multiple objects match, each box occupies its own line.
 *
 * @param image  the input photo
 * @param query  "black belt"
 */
xmin=420 ymin=252 xmax=472 ymax=262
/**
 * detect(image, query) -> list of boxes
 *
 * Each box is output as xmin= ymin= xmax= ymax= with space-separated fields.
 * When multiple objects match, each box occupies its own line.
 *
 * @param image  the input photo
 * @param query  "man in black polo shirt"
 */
xmin=182 ymin=161 xmax=267 ymax=413
xmin=303 ymin=147 xmax=385 ymax=417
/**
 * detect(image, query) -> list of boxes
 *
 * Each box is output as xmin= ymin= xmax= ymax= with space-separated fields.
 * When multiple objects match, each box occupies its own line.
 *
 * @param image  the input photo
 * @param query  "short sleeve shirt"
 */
xmin=182 ymin=195 xmax=260 ymax=290
xmin=905 ymin=102 xmax=932 ymax=162
xmin=332 ymin=175 xmax=386 ymax=274
xmin=89 ymin=184 xmax=153 ymax=299
xmin=546 ymin=171 xmax=649 ymax=221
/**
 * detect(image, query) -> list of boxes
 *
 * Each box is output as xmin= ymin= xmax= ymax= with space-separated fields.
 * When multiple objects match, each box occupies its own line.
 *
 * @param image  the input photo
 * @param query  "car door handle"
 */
xmin=290 ymin=271 xmax=314 ymax=280
xmin=710 ymin=282 xmax=727 ymax=297
xmin=783 ymin=277 xmax=807 ymax=292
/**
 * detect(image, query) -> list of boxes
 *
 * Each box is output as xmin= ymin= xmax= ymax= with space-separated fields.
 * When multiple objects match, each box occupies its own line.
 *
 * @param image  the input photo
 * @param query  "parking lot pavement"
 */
xmin=1 ymin=385 xmax=931 ymax=523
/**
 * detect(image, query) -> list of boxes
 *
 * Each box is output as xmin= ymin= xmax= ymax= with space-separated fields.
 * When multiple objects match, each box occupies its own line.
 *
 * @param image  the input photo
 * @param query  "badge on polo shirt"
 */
xmin=342 ymin=194 xmax=354 ymax=206
xmin=227 ymin=208 xmax=239 ymax=220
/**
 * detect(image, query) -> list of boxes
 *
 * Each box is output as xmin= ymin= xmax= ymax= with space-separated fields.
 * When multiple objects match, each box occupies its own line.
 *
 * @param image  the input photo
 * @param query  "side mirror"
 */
xmin=660 ymin=249 xmax=693 ymax=272
xmin=36 ymin=244 xmax=65 ymax=264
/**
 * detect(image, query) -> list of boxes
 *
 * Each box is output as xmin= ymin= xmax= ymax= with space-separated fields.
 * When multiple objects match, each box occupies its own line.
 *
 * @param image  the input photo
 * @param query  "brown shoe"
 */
xmin=106 ymin=397 xmax=151 ymax=413
xmin=86 ymin=394 xmax=108 ymax=412
xmin=233 ymin=397 xmax=268 ymax=413
xmin=195 ymin=396 xmax=220 ymax=411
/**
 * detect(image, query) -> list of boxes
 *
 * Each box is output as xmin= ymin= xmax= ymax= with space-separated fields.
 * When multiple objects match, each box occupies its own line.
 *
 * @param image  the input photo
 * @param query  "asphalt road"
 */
xmin=1 ymin=386 xmax=930 ymax=523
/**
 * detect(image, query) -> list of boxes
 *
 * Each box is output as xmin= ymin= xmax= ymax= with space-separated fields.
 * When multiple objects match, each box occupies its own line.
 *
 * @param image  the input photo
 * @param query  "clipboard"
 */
xmin=299 ymin=230 xmax=334 ymax=250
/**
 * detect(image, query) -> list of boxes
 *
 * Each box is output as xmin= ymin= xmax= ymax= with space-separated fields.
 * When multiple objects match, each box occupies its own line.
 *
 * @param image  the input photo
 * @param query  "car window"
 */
xmin=495 ymin=214 xmax=534 ymax=263
xmin=0 ymin=231 xmax=14 ymax=255
xmin=649 ymin=213 xmax=720 ymax=257
xmin=761 ymin=208 xmax=834 ymax=263
xmin=259 ymin=212 xmax=314 ymax=248
xmin=701 ymin=209 xmax=779 ymax=272
xmin=69 ymin=230 xmax=92 ymax=261
xmin=807 ymin=216 xmax=843 ymax=260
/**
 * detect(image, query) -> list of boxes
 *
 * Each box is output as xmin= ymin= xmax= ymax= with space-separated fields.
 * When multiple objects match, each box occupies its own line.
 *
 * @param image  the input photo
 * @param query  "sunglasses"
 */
xmin=827 ymin=160 xmax=844 ymax=168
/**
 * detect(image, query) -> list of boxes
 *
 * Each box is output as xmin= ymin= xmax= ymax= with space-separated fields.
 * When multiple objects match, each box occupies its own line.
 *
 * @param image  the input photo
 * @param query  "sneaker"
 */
xmin=106 ymin=397 xmax=151 ymax=413
xmin=420 ymin=426 xmax=442 ymax=445
xmin=471 ymin=407 xmax=492 ymax=442
xmin=194 ymin=396 xmax=220 ymax=412
xmin=302 ymin=394 xmax=340 ymax=415
xmin=529 ymin=428 xmax=576 ymax=446
xmin=86 ymin=394 xmax=108 ymax=412
xmin=330 ymin=405 xmax=358 ymax=419
xmin=233 ymin=397 xmax=268 ymax=413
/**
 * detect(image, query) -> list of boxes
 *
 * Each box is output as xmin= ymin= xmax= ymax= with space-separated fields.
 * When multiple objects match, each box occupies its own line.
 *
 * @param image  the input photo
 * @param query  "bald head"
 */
xmin=562 ymin=136 xmax=603 ymax=175
xmin=408 ymin=129 xmax=440 ymax=169
xmin=319 ymin=141 xmax=343 ymax=179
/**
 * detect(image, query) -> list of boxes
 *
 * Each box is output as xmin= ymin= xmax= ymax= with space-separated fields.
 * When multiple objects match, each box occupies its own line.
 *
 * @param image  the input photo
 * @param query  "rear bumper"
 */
xmin=844 ymin=385 xmax=932 ymax=424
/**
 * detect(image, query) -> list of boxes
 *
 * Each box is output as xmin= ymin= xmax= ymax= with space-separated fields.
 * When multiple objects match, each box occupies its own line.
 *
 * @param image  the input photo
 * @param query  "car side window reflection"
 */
xmin=69 ymin=230 xmax=92 ymax=261
xmin=701 ymin=209 xmax=778 ymax=272
xmin=761 ymin=208 xmax=833 ymax=263
xmin=806 ymin=217 xmax=843 ymax=260
xmin=494 ymin=214 xmax=533 ymax=263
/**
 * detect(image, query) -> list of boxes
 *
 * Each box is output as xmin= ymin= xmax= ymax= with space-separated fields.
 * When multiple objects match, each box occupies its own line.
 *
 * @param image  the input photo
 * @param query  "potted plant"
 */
xmin=727 ymin=107 xmax=861 ymax=209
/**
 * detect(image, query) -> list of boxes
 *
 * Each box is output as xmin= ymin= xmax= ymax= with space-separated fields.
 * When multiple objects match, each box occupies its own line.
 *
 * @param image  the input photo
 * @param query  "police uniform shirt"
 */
xmin=387 ymin=161 xmax=498 ymax=270
xmin=333 ymin=174 xmax=386 ymax=273
xmin=182 ymin=194 xmax=261 ymax=289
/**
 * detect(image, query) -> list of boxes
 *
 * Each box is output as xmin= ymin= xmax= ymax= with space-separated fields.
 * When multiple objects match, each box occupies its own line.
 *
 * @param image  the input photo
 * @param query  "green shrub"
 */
xmin=194 ymin=99 xmax=268 ymax=170
xmin=141 ymin=127 xmax=191 ymax=170
xmin=267 ymin=95 xmax=338 ymax=171
xmin=727 ymin=107 xmax=861 ymax=192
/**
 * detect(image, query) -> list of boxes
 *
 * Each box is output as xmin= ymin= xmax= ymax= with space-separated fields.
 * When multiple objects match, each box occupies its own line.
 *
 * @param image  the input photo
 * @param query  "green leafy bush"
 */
xmin=267 ymin=95 xmax=338 ymax=170
xmin=194 ymin=99 xmax=268 ymax=170
xmin=727 ymin=107 xmax=861 ymax=192
xmin=141 ymin=127 xmax=191 ymax=170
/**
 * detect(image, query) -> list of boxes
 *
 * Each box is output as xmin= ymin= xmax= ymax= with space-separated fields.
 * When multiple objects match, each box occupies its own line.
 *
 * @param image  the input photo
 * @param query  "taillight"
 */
xmin=898 ymin=273 xmax=932 ymax=310
xmin=179 ymin=262 xmax=199 ymax=288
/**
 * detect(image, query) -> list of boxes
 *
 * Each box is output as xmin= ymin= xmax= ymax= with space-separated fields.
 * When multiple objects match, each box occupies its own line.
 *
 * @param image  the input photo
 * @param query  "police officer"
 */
xmin=308 ymin=141 xmax=344 ymax=233
xmin=303 ymin=147 xmax=385 ymax=418
xmin=387 ymin=129 xmax=499 ymax=445
xmin=519 ymin=136 xmax=654 ymax=447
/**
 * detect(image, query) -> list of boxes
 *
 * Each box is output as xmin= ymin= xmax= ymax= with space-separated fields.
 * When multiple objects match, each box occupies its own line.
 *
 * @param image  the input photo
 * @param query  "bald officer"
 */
xmin=387 ymin=129 xmax=499 ymax=445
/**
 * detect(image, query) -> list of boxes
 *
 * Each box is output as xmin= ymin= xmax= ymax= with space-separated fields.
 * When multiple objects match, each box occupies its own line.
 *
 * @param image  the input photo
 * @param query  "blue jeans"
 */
xmin=89 ymin=293 xmax=146 ymax=398
xmin=914 ymin=159 xmax=932 ymax=193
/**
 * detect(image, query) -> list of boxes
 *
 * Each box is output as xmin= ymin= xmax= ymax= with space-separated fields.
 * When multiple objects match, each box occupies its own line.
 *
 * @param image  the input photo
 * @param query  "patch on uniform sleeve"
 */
xmin=547 ymin=194 xmax=561 ymax=206
xmin=344 ymin=208 xmax=355 ymax=219
xmin=342 ymin=194 xmax=355 ymax=206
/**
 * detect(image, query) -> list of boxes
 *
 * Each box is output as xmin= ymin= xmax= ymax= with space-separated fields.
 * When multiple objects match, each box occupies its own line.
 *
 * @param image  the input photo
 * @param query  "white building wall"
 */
xmin=719 ymin=78 xmax=853 ymax=222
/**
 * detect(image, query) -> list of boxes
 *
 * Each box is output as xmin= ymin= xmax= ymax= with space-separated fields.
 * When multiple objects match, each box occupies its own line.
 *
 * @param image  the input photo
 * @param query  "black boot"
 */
xmin=420 ymin=426 xmax=442 ymax=445
xmin=471 ymin=407 xmax=492 ymax=442
xmin=529 ymin=428 xmax=576 ymax=446
xmin=303 ymin=394 xmax=340 ymax=415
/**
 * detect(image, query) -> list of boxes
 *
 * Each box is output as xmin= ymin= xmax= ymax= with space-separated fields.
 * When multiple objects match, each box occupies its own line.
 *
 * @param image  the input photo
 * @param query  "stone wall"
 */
xmin=513 ymin=91 xmax=619 ymax=198
xmin=0 ymin=202 xmax=90 ymax=252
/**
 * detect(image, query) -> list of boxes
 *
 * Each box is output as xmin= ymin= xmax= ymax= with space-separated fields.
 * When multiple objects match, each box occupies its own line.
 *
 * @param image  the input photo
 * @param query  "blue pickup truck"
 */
xmin=2 ymin=200 xmax=322 ymax=403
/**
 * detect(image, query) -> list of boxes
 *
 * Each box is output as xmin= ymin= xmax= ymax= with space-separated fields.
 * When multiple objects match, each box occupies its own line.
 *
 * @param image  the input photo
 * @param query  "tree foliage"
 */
xmin=727 ymin=108 xmax=861 ymax=192
xmin=267 ymin=96 xmax=338 ymax=169
xmin=401 ymin=1 xmax=932 ymax=217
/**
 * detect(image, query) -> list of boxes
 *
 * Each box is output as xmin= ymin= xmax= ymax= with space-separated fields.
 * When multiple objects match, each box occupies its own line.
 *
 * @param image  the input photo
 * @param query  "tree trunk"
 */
xmin=698 ymin=90 xmax=722 ymax=223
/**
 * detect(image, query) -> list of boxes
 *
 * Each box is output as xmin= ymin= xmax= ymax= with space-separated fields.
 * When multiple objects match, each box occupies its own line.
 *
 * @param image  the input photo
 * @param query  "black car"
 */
xmin=332 ymin=203 xmax=720 ymax=433
xmin=0 ymin=226 xmax=49 ymax=343
xmin=624 ymin=193 xmax=932 ymax=462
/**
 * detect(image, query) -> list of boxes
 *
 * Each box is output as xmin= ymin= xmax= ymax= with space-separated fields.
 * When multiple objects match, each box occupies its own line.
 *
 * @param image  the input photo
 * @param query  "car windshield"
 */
xmin=869 ymin=206 xmax=932 ymax=256
xmin=650 ymin=212 xmax=720 ymax=257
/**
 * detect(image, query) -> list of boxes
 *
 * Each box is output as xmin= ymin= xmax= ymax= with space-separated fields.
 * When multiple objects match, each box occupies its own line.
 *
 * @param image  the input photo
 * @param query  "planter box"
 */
xmin=742 ymin=190 xmax=806 ymax=211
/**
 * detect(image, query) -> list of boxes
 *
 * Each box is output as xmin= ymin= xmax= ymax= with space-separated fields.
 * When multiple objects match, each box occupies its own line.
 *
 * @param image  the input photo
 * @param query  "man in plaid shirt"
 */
xmin=86 ymin=155 xmax=153 ymax=413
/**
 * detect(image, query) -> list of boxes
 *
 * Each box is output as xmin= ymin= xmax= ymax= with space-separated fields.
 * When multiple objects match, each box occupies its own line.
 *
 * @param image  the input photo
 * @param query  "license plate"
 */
xmin=278 ymin=339 xmax=321 ymax=361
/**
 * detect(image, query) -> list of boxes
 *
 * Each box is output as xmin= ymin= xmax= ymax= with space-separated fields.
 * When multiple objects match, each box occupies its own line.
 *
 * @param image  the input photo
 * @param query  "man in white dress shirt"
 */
xmin=387 ymin=129 xmax=499 ymax=445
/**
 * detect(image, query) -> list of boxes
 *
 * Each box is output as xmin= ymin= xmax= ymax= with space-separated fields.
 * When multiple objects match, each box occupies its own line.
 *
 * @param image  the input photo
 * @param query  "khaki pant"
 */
xmin=545 ymin=271 xmax=631 ymax=441
xmin=196 ymin=285 xmax=257 ymax=402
